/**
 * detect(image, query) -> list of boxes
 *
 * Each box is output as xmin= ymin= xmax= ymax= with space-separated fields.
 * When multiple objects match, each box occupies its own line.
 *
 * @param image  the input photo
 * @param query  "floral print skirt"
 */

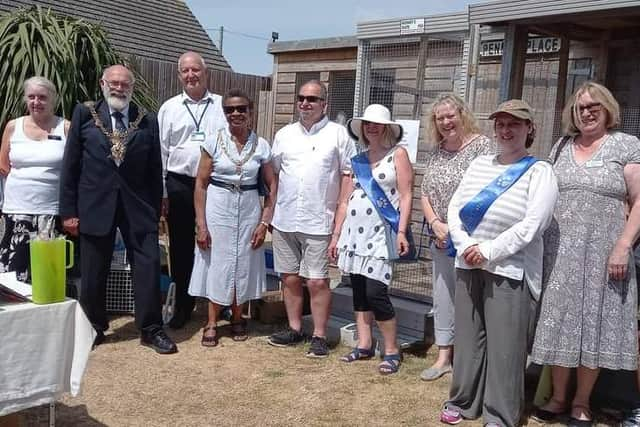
xmin=0 ymin=214 xmax=60 ymax=282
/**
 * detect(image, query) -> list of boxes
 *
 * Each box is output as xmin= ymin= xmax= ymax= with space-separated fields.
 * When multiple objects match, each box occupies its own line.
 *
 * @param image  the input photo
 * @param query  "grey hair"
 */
xmin=178 ymin=51 xmax=207 ymax=70
xmin=300 ymin=79 xmax=328 ymax=101
xmin=23 ymin=76 xmax=58 ymax=107
xmin=100 ymin=65 xmax=136 ymax=85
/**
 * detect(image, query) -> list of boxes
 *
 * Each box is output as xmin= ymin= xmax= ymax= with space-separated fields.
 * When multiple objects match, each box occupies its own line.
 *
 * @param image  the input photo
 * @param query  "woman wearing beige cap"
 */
xmin=531 ymin=82 xmax=640 ymax=427
xmin=439 ymin=99 xmax=558 ymax=427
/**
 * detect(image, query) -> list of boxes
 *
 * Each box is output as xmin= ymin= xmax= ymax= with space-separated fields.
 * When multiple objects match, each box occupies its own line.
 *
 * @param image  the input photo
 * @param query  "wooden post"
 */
xmin=353 ymin=39 xmax=371 ymax=117
xmin=413 ymin=36 xmax=429 ymax=120
xmin=594 ymin=30 xmax=611 ymax=84
xmin=554 ymin=36 xmax=570 ymax=138
xmin=499 ymin=24 xmax=528 ymax=102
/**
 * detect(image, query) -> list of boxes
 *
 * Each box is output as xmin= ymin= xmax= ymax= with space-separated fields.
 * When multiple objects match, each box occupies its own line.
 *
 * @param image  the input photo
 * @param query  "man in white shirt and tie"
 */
xmin=268 ymin=80 xmax=356 ymax=357
xmin=157 ymin=52 xmax=227 ymax=328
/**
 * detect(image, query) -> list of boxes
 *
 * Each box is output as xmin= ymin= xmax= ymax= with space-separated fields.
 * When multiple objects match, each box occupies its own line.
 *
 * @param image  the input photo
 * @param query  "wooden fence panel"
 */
xmin=134 ymin=57 xmax=271 ymax=131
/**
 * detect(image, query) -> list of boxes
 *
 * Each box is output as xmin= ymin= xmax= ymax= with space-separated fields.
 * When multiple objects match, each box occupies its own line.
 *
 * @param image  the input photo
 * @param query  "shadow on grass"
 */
xmin=20 ymin=403 xmax=107 ymax=427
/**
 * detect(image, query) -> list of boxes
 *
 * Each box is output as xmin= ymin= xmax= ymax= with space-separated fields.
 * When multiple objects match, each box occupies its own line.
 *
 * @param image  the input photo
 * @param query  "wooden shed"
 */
xmin=267 ymin=36 xmax=358 ymax=139
xmin=469 ymin=0 xmax=640 ymax=156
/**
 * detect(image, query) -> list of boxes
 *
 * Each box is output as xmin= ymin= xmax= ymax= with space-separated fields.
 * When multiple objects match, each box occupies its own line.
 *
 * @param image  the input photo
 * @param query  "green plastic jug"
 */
xmin=29 ymin=238 xmax=74 ymax=304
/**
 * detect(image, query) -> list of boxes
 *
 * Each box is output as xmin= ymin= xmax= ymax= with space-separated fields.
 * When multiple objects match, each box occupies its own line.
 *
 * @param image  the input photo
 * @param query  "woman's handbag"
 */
xmin=351 ymin=153 xmax=418 ymax=261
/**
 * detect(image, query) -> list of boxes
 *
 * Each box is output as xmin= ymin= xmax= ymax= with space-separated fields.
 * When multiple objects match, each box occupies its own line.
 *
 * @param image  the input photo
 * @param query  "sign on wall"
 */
xmin=396 ymin=119 xmax=420 ymax=163
xmin=480 ymin=37 xmax=561 ymax=57
xmin=400 ymin=18 xmax=425 ymax=35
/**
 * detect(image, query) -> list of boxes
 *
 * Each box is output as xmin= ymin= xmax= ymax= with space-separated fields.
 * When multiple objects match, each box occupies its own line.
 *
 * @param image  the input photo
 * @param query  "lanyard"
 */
xmin=183 ymin=98 xmax=210 ymax=132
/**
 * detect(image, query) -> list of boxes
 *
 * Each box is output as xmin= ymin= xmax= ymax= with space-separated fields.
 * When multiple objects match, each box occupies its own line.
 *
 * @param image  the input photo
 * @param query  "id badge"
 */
xmin=190 ymin=131 xmax=206 ymax=142
xmin=585 ymin=159 xmax=604 ymax=168
xmin=47 ymin=134 xmax=62 ymax=141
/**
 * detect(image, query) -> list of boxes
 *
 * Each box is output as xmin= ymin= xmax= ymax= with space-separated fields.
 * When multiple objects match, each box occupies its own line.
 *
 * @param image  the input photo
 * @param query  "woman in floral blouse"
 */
xmin=419 ymin=93 xmax=494 ymax=381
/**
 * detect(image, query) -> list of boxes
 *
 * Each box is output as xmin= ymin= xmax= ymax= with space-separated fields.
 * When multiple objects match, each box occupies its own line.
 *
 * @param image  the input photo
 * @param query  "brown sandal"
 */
xmin=230 ymin=320 xmax=248 ymax=342
xmin=201 ymin=325 xmax=219 ymax=347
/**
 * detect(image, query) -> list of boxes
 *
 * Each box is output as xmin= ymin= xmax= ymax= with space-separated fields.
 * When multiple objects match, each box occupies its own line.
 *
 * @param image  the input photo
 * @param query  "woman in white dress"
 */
xmin=329 ymin=104 xmax=414 ymax=375
xmin=189 ymin=89 xmax=277 ymax=347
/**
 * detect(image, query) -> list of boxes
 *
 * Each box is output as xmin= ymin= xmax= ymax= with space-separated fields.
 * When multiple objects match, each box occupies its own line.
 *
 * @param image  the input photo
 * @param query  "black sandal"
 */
xmin=530 ymin=398 xmax=567 ymax=423
xmin=340 ymin=347 xmax=375 ymax=363
xmin=201 ymin=325 xmax=219 ymax=347
xmin=230 ymin=320 xmax=248 ymax=342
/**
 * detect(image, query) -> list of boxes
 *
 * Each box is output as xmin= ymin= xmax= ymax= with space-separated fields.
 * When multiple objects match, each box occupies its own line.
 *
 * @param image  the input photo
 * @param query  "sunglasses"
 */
xmin=223 ymin=105 xmax=249 ymax=114
xmin=297 ymin=95 xmax=324 ymax=103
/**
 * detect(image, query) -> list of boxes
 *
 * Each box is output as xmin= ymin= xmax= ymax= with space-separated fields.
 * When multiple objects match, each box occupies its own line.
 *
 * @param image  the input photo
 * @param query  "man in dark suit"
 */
xmin=60 ymin=64 xmax=177 ymax=354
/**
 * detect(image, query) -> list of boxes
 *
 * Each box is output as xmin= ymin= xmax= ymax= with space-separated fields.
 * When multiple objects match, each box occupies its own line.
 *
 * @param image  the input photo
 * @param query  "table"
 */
xmin=0 ymin=299 xmax=95 ymax=418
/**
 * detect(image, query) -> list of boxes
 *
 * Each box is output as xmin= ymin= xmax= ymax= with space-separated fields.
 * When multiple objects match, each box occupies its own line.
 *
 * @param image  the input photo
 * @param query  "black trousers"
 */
xmin=166 ymin=172 xmax=196 ymax=315
xmin=79 ymin=203 xmax=162 ymax=333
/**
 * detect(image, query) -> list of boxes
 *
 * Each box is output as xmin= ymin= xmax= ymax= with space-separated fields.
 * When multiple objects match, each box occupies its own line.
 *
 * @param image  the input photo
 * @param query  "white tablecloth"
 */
xmin=0 ymin=299 xmax=95 ymax=416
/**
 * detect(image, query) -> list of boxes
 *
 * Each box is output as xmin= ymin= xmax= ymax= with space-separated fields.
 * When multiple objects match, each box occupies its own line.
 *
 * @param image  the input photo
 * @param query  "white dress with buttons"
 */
xmin=188 ymin=128 xmax=270 ymax=305
xmin=337 ymin=147 xmax=401 ymax=285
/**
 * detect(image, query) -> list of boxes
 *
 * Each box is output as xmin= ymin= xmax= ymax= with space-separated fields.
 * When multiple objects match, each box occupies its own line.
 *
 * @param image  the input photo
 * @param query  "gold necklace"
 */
xmin=217 ymin=129 xmax=258 ymax=174
xmin=85 ymin=101 xmax=146 ymax=164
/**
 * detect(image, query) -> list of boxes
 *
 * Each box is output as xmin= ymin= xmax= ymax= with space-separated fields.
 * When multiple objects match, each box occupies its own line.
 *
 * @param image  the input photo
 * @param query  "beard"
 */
xmin=102 ymin=85 xmax=132 ymax=111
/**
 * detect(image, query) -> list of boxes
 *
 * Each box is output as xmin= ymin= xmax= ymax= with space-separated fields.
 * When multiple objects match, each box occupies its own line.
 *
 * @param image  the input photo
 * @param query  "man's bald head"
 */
xmin=178 ymin=51 xmax=206 ymax=70
xmin=178 ymin=51 xmax=207 ymax=100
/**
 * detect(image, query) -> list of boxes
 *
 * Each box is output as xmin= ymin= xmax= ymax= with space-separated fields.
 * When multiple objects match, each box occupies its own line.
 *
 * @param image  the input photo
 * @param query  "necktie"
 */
xmin=113 ymin=111 xmax=126 ymax=133
xmin=111 ymin=111 xmax=127 ymax=166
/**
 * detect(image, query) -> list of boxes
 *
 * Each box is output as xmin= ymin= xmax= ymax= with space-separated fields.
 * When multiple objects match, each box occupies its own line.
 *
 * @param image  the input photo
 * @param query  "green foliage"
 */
xmin=0 ymin=6 xmax=158 ymax=129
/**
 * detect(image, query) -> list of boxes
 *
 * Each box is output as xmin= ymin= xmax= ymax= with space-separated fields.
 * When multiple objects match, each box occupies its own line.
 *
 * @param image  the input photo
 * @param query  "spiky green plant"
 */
xmin=0 ymin=6 xmax=158 ymax=129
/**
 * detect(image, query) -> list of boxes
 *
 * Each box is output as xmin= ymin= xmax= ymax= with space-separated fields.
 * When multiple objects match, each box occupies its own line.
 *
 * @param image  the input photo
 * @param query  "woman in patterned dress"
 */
xmin=328 ymin=104 xmax=413 ymax=375
xmin=189 ymin=89 xmax=277 ymax=347
xmin=0 ymin=77 xmax=69 ymax=281
xmin=419 ymin=93 xmax=494 ymax=381
xmin=531 ymin=82 xmax=640 ymax=426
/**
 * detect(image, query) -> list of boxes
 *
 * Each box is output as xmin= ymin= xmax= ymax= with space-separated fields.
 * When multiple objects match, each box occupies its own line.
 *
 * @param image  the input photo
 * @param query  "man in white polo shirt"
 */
xmin=157 ymin=51 xmax=226 ymax=328
xmin=268 ymin=80 xmax=356 ymax=357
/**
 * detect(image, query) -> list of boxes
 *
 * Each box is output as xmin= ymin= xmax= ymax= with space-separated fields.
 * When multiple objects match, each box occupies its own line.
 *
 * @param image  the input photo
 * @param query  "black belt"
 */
xmin=209 ymin=178 xmax=258 ymax=192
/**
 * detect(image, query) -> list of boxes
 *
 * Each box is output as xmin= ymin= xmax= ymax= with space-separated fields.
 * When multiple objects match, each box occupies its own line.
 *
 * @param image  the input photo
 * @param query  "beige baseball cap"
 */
xmin=489 ymin=99 xmax=534 ymax=121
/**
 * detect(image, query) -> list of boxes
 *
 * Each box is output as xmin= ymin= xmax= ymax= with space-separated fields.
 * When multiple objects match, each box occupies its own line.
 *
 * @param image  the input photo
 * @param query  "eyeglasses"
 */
xmin=297 ymin=95 xmax=324 ymax=103
xmin=578 ymin=102 xmax=602 ymax=114
xmin=223 ymin=105 xmax=249 ymax=114
xmin=104 ymin=80 xmax=132 ymax=90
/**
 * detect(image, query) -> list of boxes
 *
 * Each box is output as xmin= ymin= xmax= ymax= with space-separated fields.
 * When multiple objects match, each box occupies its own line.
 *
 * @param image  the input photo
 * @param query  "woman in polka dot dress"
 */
xmin=328 ymin=104 xmax=414 ymax=375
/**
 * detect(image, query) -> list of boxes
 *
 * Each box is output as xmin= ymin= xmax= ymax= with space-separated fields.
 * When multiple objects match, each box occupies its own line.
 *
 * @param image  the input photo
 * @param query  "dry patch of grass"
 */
xmin=16 ymin=310 xmax=617 ymax=426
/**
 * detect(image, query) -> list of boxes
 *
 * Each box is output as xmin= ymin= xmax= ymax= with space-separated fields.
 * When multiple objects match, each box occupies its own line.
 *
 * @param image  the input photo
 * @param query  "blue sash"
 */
xmin=352 ymin=153 xmax=401 ymax=233
xmin=458 ymin=155 xmax=538 ymax=235
xmin=351 ymin=152 xmax=417 ymax=260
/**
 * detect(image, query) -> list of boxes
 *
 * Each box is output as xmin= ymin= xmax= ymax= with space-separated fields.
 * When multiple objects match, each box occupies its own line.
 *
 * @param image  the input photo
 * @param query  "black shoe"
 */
xmin=268 ymin=327 xmax=305 ymax=347
xmin=567 ymin=417 xmax=592 ymax=427
xmin=168 ymin=309 xmax=191 ymax=329
xmin=140 ymin=329 xmax=178 ymax=354
xmin=92 ymin=331 xmax=106 ymax=349
xmin=530 ymin=407 xmax=564 ymax=423
xmin=306 ymin=336 xmax=329 ymax=358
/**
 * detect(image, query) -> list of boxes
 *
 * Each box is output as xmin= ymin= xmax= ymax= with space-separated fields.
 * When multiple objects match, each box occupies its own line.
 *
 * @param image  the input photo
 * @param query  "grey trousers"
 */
xmin=432 ymin=247 xmax=456 ymax=346
xmin=446 ymin=269 xmax=532 ymax=427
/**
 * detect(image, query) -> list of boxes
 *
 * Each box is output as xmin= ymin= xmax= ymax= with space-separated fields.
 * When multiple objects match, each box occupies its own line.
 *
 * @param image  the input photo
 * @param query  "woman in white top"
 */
xmin=0 ymin=76 xmax=69 ymax=281
xmin=439 ymin=100 xmax=558 ymax=427
xmin=189 ymin=89 xmax=276 ymax=347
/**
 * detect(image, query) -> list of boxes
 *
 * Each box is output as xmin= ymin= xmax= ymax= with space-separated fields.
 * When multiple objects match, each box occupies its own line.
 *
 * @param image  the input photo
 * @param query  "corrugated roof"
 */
xmin=357 ymin=10 xmax=469 ymax=39
xmin=0 ymin=0 xmax=231 ymax=70
xmin=268 ymin=36 xmax=358 ymax=54
xmin=469 ymin=0 xmax=640 ymax=24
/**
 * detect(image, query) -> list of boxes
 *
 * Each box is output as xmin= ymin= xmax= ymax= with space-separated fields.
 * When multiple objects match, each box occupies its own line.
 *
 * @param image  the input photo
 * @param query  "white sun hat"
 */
xmin=347 ymin=104 xmax=403 ymax=142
